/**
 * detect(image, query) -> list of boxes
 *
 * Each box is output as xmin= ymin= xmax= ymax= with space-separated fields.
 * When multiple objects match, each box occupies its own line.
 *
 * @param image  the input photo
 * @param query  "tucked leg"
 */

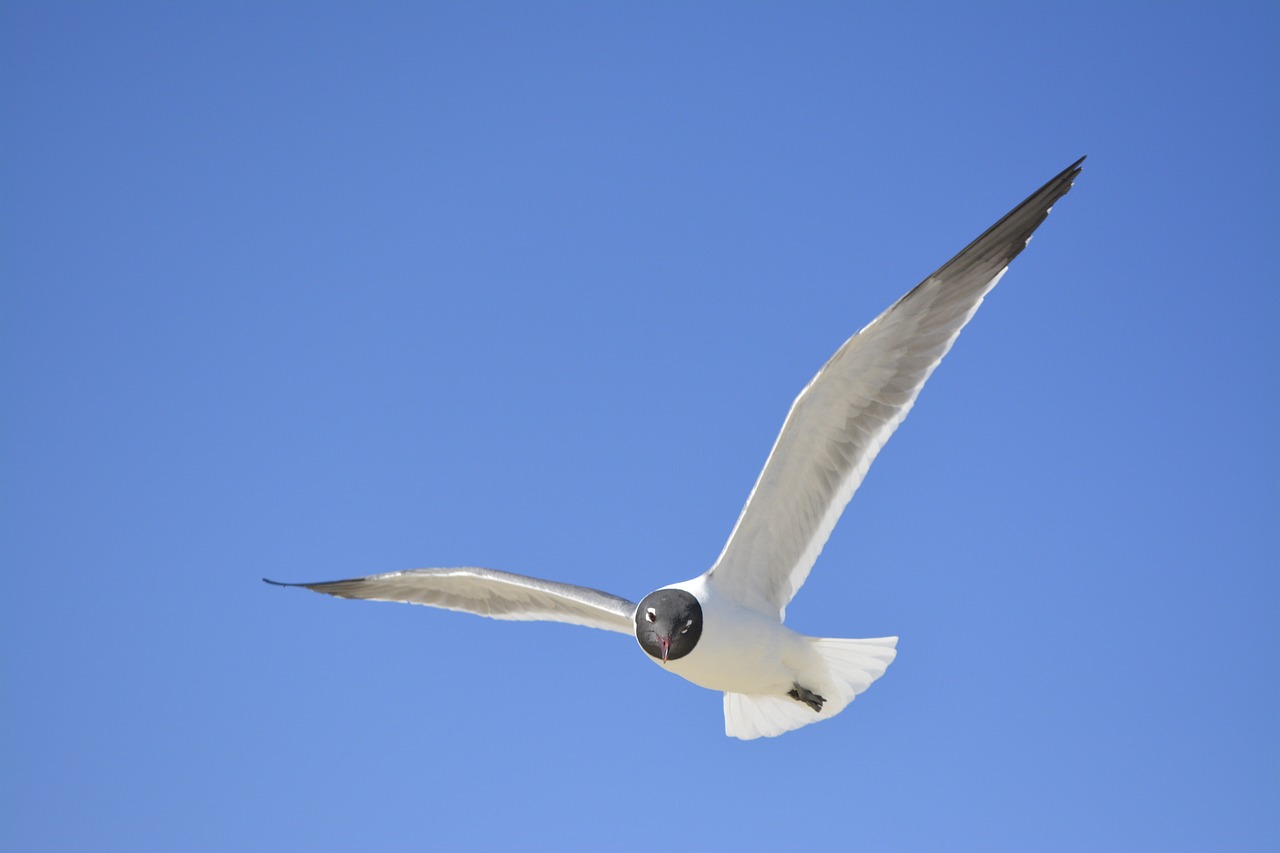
xmin=787 ymin=684 xmax=826 ymax=713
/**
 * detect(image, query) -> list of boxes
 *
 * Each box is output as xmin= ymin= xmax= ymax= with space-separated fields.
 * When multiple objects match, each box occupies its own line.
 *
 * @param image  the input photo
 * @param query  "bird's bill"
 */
xmin=658 ymin=635 xmax=671 ymax=663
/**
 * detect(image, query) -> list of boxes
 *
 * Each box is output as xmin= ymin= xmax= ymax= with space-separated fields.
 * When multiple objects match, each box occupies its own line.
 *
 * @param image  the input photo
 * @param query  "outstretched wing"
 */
xmin=265 ymin=567 xmax=638 ymax=635
xmin=706 ymin=158 xmax=1084 ymax=618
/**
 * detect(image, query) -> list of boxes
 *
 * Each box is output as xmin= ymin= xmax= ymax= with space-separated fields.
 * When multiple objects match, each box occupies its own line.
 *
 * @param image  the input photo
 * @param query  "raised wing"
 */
xmin=705 ymin=158 xmax=1084 ymax=618
xmin=265 ymin=567 xmax=638 ymax=635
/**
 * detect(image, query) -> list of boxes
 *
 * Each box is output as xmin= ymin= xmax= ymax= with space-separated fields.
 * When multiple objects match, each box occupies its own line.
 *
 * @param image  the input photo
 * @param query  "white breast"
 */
xmin=650 ymin=576 xmax=821 ymax=694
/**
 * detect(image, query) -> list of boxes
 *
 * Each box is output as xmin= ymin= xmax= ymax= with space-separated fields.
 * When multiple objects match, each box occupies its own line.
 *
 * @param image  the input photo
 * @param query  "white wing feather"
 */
xmin=264 ymin=567 xmax=637 ymax=635
xmin=705 ymin=158 xmax=1084 ymax=618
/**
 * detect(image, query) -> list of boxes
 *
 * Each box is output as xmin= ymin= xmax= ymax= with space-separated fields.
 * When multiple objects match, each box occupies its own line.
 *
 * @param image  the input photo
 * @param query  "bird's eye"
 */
xmin=680 ymin=618 xmax=693 ymax=634
xmin=645 ymin=607 xmax=656 ymax=623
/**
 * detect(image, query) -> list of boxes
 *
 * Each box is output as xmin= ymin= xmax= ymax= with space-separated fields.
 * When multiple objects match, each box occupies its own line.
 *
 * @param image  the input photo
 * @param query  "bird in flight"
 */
xmin=267 ymin=158 xmax=1084 ymax=739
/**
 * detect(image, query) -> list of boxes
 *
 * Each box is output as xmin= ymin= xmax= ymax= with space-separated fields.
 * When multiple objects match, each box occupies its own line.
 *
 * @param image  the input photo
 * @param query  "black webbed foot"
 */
xmin=787 ymin=684 xmax=826 ymax=712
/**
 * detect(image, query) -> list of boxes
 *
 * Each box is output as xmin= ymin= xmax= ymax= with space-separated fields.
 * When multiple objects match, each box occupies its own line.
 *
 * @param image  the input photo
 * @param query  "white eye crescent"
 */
xmin=680 ymin=618 xmax=693 ymax=634
xmin=645 ymin=607 xmax=657 ymax=623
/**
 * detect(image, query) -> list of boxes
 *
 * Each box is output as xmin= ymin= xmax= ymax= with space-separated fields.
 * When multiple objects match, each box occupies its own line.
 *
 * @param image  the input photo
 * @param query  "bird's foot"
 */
xmin=787 ymin=684 xmax=825 ymax=713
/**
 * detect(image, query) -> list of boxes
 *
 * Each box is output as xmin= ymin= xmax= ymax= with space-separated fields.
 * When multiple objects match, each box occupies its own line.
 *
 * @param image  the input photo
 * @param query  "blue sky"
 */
xmin=2 ymin=2 xmax=1276 ymax=850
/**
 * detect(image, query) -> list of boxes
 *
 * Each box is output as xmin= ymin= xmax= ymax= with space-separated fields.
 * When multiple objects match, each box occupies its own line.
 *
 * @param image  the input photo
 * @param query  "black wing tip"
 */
xmin=262 ymin=576 xmax=371 ymax=594
xmin=898 ymin=156 xmax=1085 ymax=298
xmin=1061 ymin=154 xmax=1087 ymax=187
xmin=1039 ymin=156 xmax=1085 ymax=201
xmin=1042 ymin=155 xmax=1087 ymax=199
xmin=987 ymin=155 xmax=1088 ymax=238
xmin=261 ymin=577 xmax=325 ymax=589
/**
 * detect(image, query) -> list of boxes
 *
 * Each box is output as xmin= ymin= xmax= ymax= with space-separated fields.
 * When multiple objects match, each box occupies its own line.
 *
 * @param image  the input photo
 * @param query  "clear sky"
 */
xmin=2 ymin=2 xmax=1276 ymax=850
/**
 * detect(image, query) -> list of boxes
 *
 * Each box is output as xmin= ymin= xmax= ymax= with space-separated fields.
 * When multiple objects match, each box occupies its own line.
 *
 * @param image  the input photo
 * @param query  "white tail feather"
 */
xmin=723 ymin=636 xmax=898 ymax=740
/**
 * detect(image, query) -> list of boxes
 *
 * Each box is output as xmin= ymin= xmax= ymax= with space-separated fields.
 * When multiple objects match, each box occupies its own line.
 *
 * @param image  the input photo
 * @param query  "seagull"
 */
xmin=266 ymin=158 xmax=1084 ymax=739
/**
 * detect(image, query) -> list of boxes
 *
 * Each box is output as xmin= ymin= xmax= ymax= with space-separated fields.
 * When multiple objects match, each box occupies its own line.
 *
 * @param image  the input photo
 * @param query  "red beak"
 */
xmin=658 ymin=635 xmax=671 ymax=663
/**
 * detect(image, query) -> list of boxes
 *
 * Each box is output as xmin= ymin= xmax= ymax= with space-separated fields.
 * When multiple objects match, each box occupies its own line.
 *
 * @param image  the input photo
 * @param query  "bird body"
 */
xmin=642 ymin=575 xmax=898 ymax=739
xmin=266 ymin=158 xmax=1084 ymax=739
xmin=657 ymin=575 xmax=807 ymax=696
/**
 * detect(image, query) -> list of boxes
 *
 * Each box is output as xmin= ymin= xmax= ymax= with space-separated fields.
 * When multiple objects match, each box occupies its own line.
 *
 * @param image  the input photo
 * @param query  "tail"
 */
xmin=722 ymin=636 xmax=898 ymax=740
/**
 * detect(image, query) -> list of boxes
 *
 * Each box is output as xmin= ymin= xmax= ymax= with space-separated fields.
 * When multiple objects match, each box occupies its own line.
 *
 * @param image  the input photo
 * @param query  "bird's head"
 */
xmin=634 ymin=588 xmax=703 ymax=663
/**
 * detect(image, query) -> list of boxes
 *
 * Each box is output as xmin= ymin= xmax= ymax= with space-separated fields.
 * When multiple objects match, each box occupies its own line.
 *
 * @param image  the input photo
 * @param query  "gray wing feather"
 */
xmin=705 ymin=158 xmax=1084 ymax=618
xmin=265 ymin=567 xmax=637 ymax=635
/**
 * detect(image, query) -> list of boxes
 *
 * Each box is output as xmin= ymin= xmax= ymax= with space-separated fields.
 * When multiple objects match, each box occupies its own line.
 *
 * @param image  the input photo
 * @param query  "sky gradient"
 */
xmin=2 ymin=3 xmax=1277 ymax=850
